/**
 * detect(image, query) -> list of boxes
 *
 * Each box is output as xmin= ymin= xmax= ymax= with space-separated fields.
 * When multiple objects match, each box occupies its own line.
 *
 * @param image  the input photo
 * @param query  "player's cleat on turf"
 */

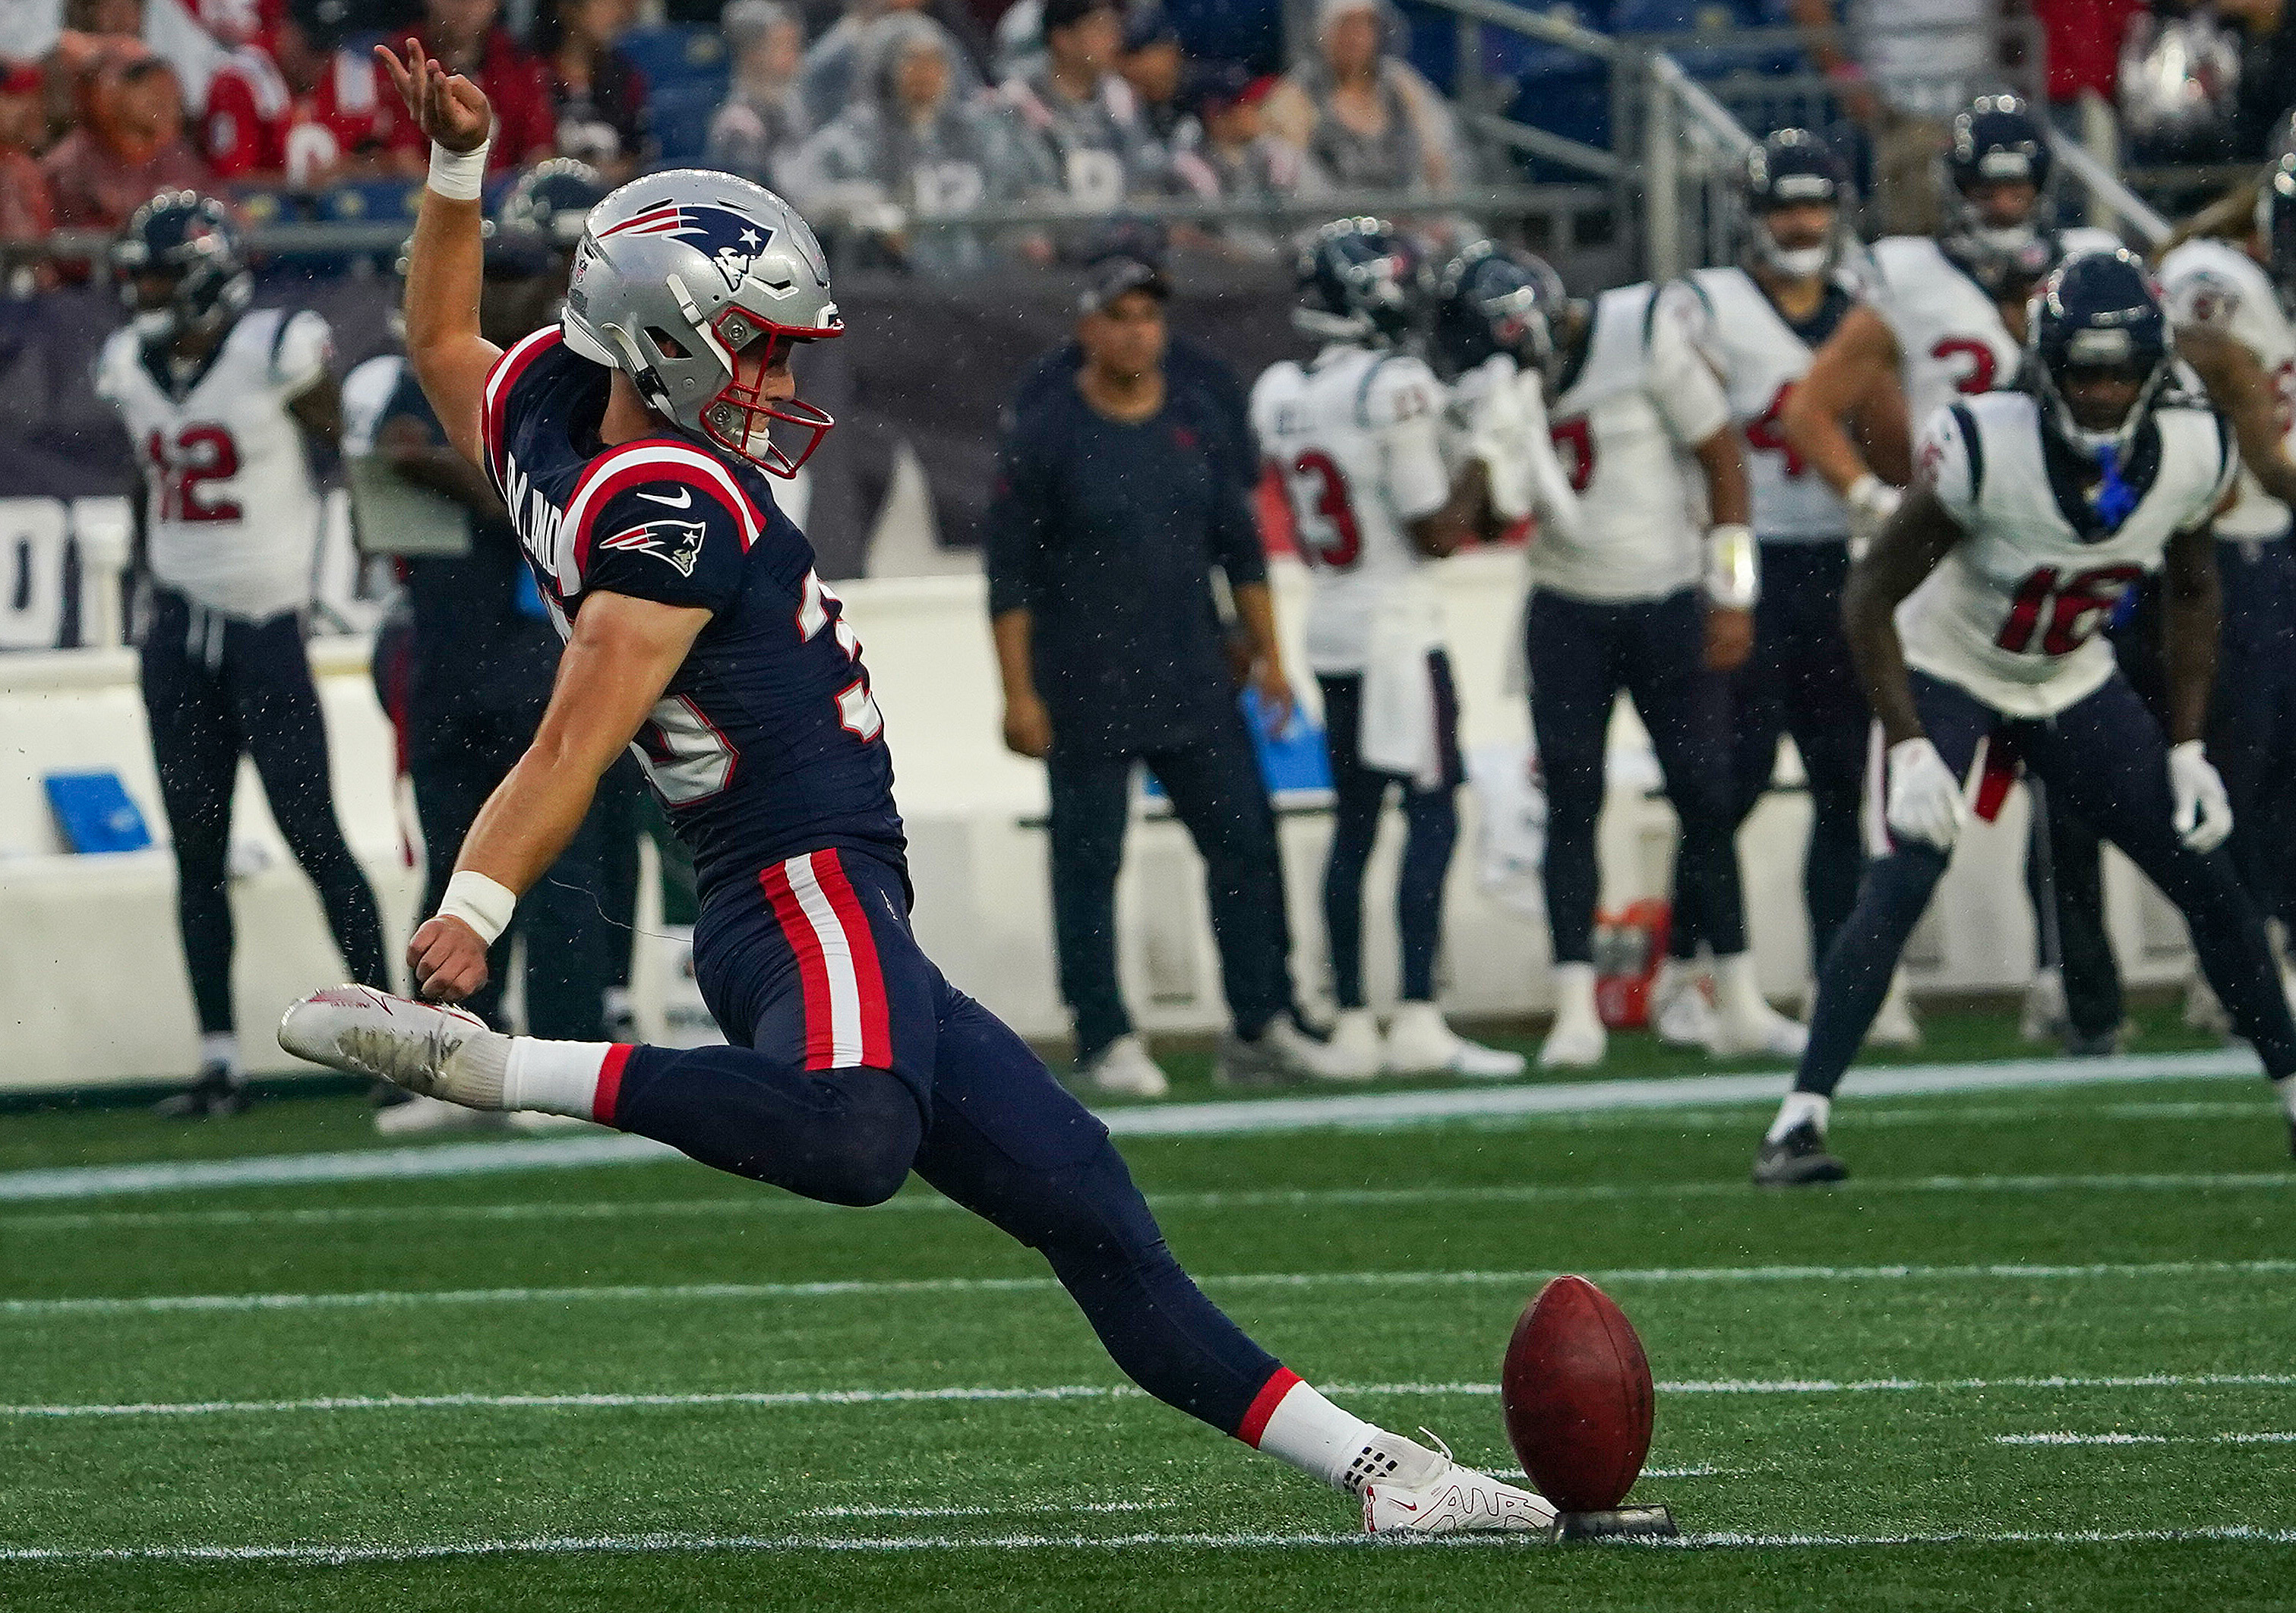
xmin=374 ymin=1091 xmax=507 ymax=1135
xmin=1360 ymin=1430 xmax=1557 ymax=1536
xmin=2061 ymin=1021 xmax=2127 ymax=1058
xmin=2020 ymin=967 xmax=2067 ymax=1043
xmin=1865 ymin=972 xmax=1922 ymax=1049
xmin=1382 ymin=1003 xmax=1524 ymax=1079
xmin=1321 ymin=1009 xmax=1385 ymax=1081
xmin=2184 ymin=970 xmax=2232 ymax=1038
xmin=1650 ymin=962 xmax=1717 ymax=1050
xmin=1751 ymin=1119 xmax=1848 ymax=1187
xmin=1216 ymin=1017 xmax=1353 ymax=1087
xmin=278 ymin=985 xmax=507 ymax=1109
xmin=1540 ymin=963 xmax=1606 ymax=1068
xmin=153 ymin=1058 xmax=251 ymax=1119
xmin=1077 ymin=1033 xmax=1171 ymax=1099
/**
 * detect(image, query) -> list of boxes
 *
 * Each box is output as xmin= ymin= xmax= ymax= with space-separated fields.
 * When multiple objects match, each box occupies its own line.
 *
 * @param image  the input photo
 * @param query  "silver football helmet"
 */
xmin=560 ymin=169 xmax=843 ymax=477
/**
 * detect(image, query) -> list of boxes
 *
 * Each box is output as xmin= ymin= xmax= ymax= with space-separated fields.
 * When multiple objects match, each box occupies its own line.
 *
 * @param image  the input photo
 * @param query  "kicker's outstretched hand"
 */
xmin=375 ymin=37 xmax=492 ymax=153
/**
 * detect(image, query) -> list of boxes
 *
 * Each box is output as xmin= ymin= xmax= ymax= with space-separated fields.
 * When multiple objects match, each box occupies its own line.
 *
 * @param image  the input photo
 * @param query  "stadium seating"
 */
xmin=618 ymin=24 xmax=732 ymax=166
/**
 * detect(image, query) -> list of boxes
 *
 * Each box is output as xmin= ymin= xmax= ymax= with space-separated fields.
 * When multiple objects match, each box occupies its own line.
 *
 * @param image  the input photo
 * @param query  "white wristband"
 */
xmin=1704 ymin=522 xmax=1759 ymax=610
xmin=427 ymin=140 xmax=490 ymax=201
xmin=437 ymin=870 xmax=516 ymax=946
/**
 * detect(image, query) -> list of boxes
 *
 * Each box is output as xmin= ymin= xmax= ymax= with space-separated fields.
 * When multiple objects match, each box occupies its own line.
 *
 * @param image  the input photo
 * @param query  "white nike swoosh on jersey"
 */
xmin=636 ymin=488 xmax=693 ymax=509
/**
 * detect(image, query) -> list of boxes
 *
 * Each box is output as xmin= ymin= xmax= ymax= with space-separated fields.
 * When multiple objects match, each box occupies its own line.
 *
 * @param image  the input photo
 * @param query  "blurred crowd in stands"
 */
xmin=8 ymin=0 xmax=2296 ymax=276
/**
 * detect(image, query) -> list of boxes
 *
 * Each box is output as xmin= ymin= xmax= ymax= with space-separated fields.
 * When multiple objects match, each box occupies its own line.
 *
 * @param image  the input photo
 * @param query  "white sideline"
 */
xmin=1997 ymin=1432 xmax=2296 ymax=1446
xmin=0 ymin=1525 xmax=2290 ymax=1564
xmin=0 ymin=1050 xmax=2264 ymax=1204
xmin=7 ymin=1258 xmax=2292 ymax=1319
xmin=5 ymin=1371 xmax=2293 ymax=1420
xmin=4 ymin=1168 xmax=2290 ymax=1234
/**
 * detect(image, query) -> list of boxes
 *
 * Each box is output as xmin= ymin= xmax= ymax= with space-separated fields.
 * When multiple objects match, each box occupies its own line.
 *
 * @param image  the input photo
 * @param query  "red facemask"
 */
xmin=699 ymin=303 xmax=842 ymax=478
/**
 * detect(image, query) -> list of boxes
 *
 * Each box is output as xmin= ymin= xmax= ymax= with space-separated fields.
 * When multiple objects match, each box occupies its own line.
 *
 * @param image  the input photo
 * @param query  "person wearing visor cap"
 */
xmin=988 ymin=247 xmax=1348 ymax=1096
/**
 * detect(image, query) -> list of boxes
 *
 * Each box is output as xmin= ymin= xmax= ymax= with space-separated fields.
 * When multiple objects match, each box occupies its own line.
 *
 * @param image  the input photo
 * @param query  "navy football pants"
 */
xmin=1316 ymin=652 xmax=1464 ymax=1008
xmin=602 ymin=847 xmax=1287 ymax=1438
xmin=141 ymin=590 xmax=387 ymax=1037
xmin=2210 ymin=536 xmax=2296 ymax=932
xmin=1670 ymin=542 xmax=1869 ymax=971
xmin=1795 ymin=671 xmax=2296 ymax=1098
xmin=1527 ymin=587 xmax=1745 ymax=963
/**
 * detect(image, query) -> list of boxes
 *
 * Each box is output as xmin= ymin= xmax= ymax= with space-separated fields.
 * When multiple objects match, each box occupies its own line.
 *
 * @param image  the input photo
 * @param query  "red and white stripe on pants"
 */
xmin=760 ymin=848 xmax=894 ymax=1070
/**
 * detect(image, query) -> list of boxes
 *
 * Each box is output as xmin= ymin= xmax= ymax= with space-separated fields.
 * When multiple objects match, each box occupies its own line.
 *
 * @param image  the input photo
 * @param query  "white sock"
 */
xmin=1767 ymin=1089 xmax=1830 ymax=1143
xmin=1653 ymin=956 xmax=1702 ymax=999
xmin=1246 ymin=1375 xmax=1440 ymax=1494
xmin=2275 ymin=1076 xmax=2296 ymax=1123
xmin=198 ymin=1032 xmax=242 ymax=1077
xmin=501 ymin=1038 xmax=615 ymax=1119
xmin=1715 ymin=952 xmax=1774 ymax=1019
xmin=1552 ymin=961 xmax=1599 ymax=1024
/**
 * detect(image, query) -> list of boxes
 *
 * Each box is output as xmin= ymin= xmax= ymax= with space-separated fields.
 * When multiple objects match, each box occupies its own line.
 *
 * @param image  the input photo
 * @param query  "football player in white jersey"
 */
xmin=97 ymin=193 xmax=389 ymax=1115
xmin=1786 ymin=93 xmax=2124 ymax=1052
xmin=1432 ymin=241 xmax=1799 ymax=1068
xmin=1755 ymin=251 xmax=2296 ymax=1184
xmin=2157 ymin=163 xmax=2296 ymax=986
xmin=1249 ymin=219 xmax=1524 ymax=1081
xmin=1668 ymin=130 xmax=1895 ymax=1049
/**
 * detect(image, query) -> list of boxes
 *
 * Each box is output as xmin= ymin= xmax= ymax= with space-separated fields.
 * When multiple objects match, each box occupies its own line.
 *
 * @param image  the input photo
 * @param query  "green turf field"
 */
xmin=2 ymin=1008 xmax=2291 ymax=1610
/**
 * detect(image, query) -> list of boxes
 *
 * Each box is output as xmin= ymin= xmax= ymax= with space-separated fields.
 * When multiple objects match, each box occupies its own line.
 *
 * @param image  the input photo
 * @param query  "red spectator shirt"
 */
xmin=203 ymin=46 xmax=403 ymax=183
xmin=0 ymin=148 xmax=55 ymax=243
xmin=386 ymin=27 xmax=554 ymax=172
xmin=41 ymin=129 xmax=214 ymax=229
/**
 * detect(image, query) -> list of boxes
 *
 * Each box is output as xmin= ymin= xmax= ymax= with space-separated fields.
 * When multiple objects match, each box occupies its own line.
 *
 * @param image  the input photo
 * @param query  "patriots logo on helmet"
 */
xmin=599 ymin=203 xmax=778 ymax=293
xmin=597 ymin=518 xmax=708 ymax=577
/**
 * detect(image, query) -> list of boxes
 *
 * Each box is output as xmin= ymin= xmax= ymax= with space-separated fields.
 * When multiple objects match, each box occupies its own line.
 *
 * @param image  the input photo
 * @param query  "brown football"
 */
xmin=1501 ymin=1274 xmax=1655 ymax=1513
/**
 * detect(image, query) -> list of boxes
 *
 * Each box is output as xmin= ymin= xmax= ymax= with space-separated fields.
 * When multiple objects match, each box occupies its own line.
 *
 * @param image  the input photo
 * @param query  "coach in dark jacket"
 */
xmin=987 ymin=252 xmax=1336 ymax=1095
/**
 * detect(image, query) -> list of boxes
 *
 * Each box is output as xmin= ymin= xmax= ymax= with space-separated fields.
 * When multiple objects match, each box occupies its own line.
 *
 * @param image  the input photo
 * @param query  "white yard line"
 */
xmin=6 ymin=1258 xmax=2291 ymax=1320
xmin=798 ymin=1502 xmax=1169 ymax=1518
xmin=4 ymin=1169 xmax=2287 ymax=1235
xmin=0 ymin=1525 xmax=2289 ymax=1564
xmin=6 ymin=1371 xmax=2293 ymax=1421
xmin=1996 ymin=1432 xmax=2296 ymax=1446
xmin=0 ymin=1050 xmax=2264 ymax=1204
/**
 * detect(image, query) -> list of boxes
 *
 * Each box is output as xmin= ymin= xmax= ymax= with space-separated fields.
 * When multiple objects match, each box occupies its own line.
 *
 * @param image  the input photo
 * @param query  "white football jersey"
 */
xmin=1536 ymin=282 xmax=1730 ymax=602
xmin=341 ymin=351 xmax=406 ymax=459
xmin=1251 ymin=344 xmax=1450 ymax=674
xmin=2158 ymin=236 xmax=2296 ymax=541
xmin=1684 ymin=265 xmax=1859 ymax=541
xmin=1868 ymin=229 xmax=2122 ymax=430
xmin=96 ymin=307 xmax=332 ymax=623
xmin=1900 ymin=390 xmax=2236 ymax=717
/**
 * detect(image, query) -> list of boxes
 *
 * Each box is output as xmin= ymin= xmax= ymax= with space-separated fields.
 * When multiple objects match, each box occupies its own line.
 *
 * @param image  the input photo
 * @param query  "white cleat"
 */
xmin=1361 ymin=1431 xmax=1558 ymax=1536
xmin=279 ymin=985 xmax=507 ymax=1110
xmin=374 ymin=1092 xmax=506 ymax=1136
xmin=1707 ymin=1000 xmax=1808 ymax=1060
xmin=1320 ymin=1009 xmax=1386 ymax=1081
xmin=1865 ymin=972 xmax=1922 ymax=1049
xmin=2185 ymin=970 xmax=2233 ymax=1038
xmin=1382 ymin=1002 xmax=1524 ymax=1080
xmin=1538 ymin=1012 xmax=1606 ymax=1069
xmin=2020 ymin=967 xmax=2067 ymax=1043
xmin=1649 ymin=963 xmax=1715 ymax=1050
xmin=1077 ymin=1033 xmax=1172 ymax=1099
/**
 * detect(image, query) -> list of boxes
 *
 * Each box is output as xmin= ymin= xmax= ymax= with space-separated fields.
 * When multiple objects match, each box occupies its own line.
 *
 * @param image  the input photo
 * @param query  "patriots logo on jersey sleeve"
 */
xmin=597 ymin=518 xmax=708 ymax=577
xmin=598 ymin=204 xmax=777 ymax=293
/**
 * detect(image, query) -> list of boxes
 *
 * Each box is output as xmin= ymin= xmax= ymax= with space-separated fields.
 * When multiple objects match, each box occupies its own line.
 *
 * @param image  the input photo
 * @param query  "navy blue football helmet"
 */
xmin=1941 ymin=94 xmax=2060 ymax=295
xmin=2028 ymin=248 xmax=2173 ymax=456
xmin=1741 ymin=128 xmax=1849 ymax=279
xmin=485 ymin=158 xmax=606 ymax=278
xmin=2258 ymin=158 xmax=2296 ymax=305
xmin=1430 ymin=240 xmax=1571 ymax=385
xmin=111 ymin=192 xmax=251 ymax=339
xmin=1294 ymin=217 xmax=1423 ymax=346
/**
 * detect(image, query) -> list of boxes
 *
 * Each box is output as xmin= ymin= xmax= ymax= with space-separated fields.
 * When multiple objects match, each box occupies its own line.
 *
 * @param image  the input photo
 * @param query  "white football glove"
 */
xmin=2168 ymin=740 xmax=2234 ymax=852
xmin=1846 ymin=473 xmax=1903 ymax=559
xmin=1885 ymin=737 xmax=1967 ymax=851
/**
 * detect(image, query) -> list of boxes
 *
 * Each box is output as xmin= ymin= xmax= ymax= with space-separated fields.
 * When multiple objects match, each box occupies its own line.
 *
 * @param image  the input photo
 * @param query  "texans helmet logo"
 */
xmin=597 ymin=518 xmax=708 ymax=577
xmin=599 ymin=203 xmax=778 ymax=293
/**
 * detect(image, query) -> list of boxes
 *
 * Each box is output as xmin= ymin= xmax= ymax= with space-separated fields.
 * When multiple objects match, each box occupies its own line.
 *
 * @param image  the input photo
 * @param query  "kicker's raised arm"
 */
xmin=377 ymin=37 xmax=501 ymax=470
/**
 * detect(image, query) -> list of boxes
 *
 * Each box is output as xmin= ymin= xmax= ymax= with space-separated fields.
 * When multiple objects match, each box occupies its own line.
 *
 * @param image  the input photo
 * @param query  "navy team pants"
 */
xmin=1671 ymin=541 xmax=1869 ymax=971
xmin=602 ymin=846 xmax=1288 ymax=1438
xmin=1317 ymin=652 xmax=1464 ymax=1008
xmin=1527 ymin=586 xmax=1745 ymax=964
xmin=1795 ymin=671 xmax=2296 ymax=1099
xmin=1047 ymin=710 xmax=1296 ymax=1065
xmin=2210 ymin=535 xmax=2296 ymax=932
xmin=141 ymin=589 xmax=387 ymax=1037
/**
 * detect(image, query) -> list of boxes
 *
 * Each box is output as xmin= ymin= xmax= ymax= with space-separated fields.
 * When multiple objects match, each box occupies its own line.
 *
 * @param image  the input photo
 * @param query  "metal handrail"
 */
xmin=2048 ymin=133 xmax=2172 ymax=248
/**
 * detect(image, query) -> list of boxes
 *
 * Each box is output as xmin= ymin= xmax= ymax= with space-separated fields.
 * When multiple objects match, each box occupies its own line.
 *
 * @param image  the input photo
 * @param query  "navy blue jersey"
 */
xmin=481 ymin=327 xmax=905 ymax=901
